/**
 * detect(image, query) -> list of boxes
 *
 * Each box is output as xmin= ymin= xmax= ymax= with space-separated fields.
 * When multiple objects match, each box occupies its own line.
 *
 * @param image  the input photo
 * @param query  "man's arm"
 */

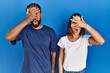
xmin=51 ymin=52 xmax=56 ymax=73
xmin=6 ymin=8 xmax=37 ymax=41
xmin=6 ymin=18 xmax=30 ymax=41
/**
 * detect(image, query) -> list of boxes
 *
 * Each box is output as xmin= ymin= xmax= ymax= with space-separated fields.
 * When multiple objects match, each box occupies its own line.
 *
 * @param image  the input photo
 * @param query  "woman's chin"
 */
xmin=74 ymin=32 xmax=80 ymax=35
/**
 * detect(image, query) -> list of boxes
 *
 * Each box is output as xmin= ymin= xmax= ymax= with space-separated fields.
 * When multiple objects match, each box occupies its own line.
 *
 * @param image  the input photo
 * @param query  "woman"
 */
xmin=58 ymin=13 xmax=105 ymax=73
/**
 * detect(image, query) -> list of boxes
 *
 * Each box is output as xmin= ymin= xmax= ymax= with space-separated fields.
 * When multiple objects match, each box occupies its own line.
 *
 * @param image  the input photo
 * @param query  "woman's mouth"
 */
xmin=74 ymin=28 xmax=78 ymax=33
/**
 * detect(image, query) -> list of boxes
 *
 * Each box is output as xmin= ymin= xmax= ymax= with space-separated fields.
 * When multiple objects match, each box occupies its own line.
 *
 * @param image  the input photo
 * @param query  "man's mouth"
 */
xmin=31 ymin=19 xmax=41 ymax=28
xmin=33 ymin=20 xmax=39 ymax=24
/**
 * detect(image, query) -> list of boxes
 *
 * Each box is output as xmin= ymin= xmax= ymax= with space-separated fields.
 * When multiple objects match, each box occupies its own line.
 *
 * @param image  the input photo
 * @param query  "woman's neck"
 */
xmin=67 ymin=34 xmax=81 ymax=42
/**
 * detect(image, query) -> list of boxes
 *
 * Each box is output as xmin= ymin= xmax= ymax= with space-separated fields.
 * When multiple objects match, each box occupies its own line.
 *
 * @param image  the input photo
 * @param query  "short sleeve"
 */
xmin=10 ymin=30 xmax=24 ymax=45
xmin=57 ymin=37 xmax=65 ymax=49
xmin=49 ymin=29 xmax=58 ymax=52
xmin=83 ymin=35 xmax=92 ymax=46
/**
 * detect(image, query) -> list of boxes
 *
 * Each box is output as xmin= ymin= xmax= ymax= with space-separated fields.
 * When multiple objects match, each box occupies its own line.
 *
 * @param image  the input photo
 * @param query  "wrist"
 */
xmin=25 ymin=17 xmax=31 ymax=23
xmin=84 ymin=23 xmax=89 ymax=29
xmin=51 ymin=70 xmax=55 ymax=73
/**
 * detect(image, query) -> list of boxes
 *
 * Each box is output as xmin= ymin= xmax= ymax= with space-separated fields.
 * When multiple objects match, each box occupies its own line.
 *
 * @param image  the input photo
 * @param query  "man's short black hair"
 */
xmin=26 ymin=3 xmax=41 ymax=12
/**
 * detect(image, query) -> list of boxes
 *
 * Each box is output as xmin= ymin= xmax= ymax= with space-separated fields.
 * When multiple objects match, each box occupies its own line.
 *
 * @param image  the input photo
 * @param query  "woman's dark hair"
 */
xmin=26 ymin=3 xmax=41 ymax=12
xmin=67 ymin=13 xmax=85 ymax=37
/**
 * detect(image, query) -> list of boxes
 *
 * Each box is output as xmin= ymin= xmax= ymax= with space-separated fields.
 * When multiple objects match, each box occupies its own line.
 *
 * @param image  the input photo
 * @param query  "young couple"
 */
xmin=6 ymin=3 xmax=105 ymax=73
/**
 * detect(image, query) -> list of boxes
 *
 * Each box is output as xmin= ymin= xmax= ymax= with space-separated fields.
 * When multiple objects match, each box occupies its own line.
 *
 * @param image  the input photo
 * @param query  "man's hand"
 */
xmin=26 ymin=8 xmax=40 ymax=22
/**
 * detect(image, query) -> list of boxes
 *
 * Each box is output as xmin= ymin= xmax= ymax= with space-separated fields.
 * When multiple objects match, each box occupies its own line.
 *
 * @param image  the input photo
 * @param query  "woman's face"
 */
xmin=71 ymin=15 xmax=81 ymax=35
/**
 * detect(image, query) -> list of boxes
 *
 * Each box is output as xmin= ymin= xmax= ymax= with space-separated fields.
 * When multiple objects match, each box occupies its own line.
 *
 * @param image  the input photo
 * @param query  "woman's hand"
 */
xmin=70 ymin=16 xmax=87 ymax=28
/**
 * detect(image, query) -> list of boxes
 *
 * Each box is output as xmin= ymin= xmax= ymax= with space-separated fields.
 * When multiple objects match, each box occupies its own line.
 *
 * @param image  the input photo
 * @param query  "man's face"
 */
xmin=27 ymin=7 xmax=42 ymax=27
xmin=71 ymin=16 xmax=81 ymax=35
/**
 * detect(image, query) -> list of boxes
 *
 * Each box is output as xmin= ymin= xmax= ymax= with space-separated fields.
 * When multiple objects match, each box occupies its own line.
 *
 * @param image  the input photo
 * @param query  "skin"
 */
xmin=27 ymin=7 xmax=42 ymax=28
xmin=58 ymin=15 xmax=105 ymax=73
xmin=6 ymin=6 xmax=56 ymax=73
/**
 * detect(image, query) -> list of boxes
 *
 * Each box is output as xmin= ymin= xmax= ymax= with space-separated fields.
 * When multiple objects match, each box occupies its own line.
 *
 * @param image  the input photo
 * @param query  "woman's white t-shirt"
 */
xmin=57 ymin=35 xmax=92 ymax=71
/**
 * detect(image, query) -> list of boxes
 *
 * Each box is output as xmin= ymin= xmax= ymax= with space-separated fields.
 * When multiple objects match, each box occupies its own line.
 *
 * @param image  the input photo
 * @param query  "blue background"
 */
xmin=0 ymin=0 xmax=110 ymax=73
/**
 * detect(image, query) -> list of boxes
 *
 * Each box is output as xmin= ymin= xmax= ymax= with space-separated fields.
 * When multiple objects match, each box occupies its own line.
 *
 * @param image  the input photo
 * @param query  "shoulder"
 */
xmin=82 ymin=34 xmax=91 ymax=38
xmin=44 ymin=25 xmax=56 ymax=33
xmin=44 ymin=25 xmax=54 ymax=31
xmin=57 ymin=36 xmax=67 ymax=48
xmin=82 ymin=34 xmax=91 ymax=40
xmin=59 ymin=36 xmax=67 ymax=41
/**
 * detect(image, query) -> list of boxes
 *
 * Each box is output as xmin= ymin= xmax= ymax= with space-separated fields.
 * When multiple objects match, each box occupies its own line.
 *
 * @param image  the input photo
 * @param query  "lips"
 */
xmin=33 ymin=20 xmax=39 ymax=24
xmin=74 ymin=28 xmax=78 ymax=33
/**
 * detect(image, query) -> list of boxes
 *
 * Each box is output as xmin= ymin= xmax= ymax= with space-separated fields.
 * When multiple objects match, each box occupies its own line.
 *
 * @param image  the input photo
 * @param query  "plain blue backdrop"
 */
xmin=0 ymin=0 xmax=110 ymax=73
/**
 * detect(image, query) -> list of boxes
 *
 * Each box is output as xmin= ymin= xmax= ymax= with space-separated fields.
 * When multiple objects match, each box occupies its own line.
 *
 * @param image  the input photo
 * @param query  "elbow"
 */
xmin=5 ymin=35 xmax=15 ymax=41
xmin=5 ymin=35 xmax=10 ymax=41
xmin=99 ymin=39 xmax=105 ymax=45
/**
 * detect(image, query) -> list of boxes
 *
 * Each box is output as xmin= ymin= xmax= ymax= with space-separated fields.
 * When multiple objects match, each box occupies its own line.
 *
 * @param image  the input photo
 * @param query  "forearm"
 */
xmin=58 ymin=60 xmax=63 ymax=73
xmin=85 ymin=24 xmax=105 ymax=44
xmin=6 ymin=18 xmax=30 ymax=41
xmin=51 ymin=52 xmax=56 ymax=73
xmin=58 ymin=48 xmax=64 ymax=73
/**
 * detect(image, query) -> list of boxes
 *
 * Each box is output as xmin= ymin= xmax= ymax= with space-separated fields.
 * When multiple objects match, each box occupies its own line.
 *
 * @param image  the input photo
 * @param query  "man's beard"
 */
xmin=31 ymin=19 xmax=41 ymax=28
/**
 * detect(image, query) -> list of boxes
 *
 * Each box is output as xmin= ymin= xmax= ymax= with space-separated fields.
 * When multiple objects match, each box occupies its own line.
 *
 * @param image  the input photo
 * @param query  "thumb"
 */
xmin=81 ymin=16 xmax=85 ymax=22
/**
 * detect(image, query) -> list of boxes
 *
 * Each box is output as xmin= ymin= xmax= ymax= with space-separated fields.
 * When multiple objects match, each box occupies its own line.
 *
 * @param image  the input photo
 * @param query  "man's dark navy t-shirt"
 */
xmin=11 ymin=25 xmax=57 ymax=73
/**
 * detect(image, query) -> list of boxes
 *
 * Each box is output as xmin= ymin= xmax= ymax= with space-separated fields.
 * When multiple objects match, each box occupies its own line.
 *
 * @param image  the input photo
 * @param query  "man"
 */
xmin=6 ymin=3 xmax=57 ymax=73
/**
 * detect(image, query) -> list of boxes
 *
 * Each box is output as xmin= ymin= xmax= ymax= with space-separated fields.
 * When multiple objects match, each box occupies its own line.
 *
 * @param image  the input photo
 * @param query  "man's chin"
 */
xmin=31 ymin=19 xmax=41 ymax=28
xmin=32 ymin=24 xmax=39 ymax=28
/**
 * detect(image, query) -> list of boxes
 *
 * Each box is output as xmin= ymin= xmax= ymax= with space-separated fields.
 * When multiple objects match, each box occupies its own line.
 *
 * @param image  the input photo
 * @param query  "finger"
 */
xmin=72 ymin=16 xmax=77 ymax=21
xmin=26 ymin=9 xmax=29 ymax=14
xmin=36 ymin=10 xmax=40 ymax=14
xmin=71 ymin=19 xmax=80 ymax=25
xmin=70 ymin=19 xmax=77 ymax=23
xmin=81 ymin=16 xmax=85 ymax=22
xmin=29 ymin=9 xmax=36 ymax=14
xmin=38 ymin=10 xmax=40 ymax=12
xmin=31 ymin=10 xmax=40 ymax=15
xmin=32 ymin=9 xmax=40 ymax=13
xmin=70 ymin=19 xmax=74 ymax=22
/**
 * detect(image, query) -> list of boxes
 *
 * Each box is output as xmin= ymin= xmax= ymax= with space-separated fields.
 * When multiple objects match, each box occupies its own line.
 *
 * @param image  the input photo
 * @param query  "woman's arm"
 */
xmin=58 ymin=48 xmax=64 ymax=73
xmin=84 ymin=24 xmax=105 ymax=45
xmin=71 ymin=16 xmax=105 ymax=45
